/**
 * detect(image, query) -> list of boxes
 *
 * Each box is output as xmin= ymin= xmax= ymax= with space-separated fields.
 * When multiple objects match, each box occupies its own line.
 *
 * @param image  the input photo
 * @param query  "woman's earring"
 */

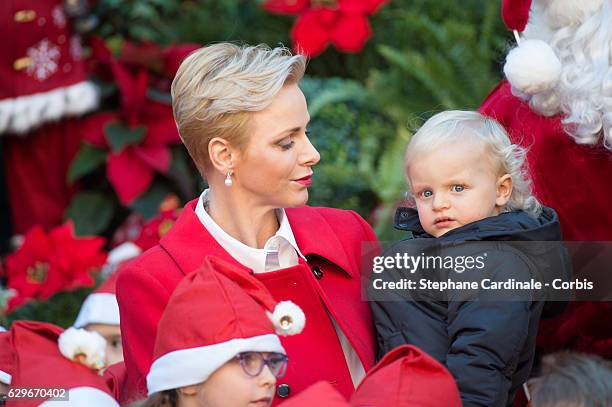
xmin=224 ymin=172 xmax=233 ymax=187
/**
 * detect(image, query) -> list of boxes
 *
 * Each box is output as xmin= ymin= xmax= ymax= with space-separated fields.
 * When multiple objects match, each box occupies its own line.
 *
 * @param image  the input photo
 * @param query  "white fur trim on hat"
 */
xmin=0 ymin=81 xmax=99 ymax=135
xmin=73 ymin=293 xmax=120 ymax=328
xmin=0 ymin=369 xmax=11 ymax=385
xmin=267 ymin=301 xmax=306 ymax=337
xmin=38 ymin=386 xmax=119 ymax=407
xmin=58 ymin=328 xmax=106 ymax=371
xmin=146 ymin=334 xmax=285 ymax=396
xmin=0 ymin=326 xmax=6 ymax=332
xmin=107 ymin=242 xmax=141 ymax=265
xmin=504 ymin=39 xmax=562 ymax=95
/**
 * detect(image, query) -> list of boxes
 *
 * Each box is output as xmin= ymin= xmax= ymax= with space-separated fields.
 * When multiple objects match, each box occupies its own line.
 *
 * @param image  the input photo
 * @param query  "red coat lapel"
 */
xmin=286 ymin=206 xmax=355 ymax=278
xmin=159 ymin=199 xmax=246 ymax=274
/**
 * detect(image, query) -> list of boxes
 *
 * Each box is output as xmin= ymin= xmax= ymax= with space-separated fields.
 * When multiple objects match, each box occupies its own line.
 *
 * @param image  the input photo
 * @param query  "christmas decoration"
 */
xmin=79 ymin=64 xmax=180 ymax=205
xmin=263 ymin=0 xmax=388 ymax=56
xmin=4 ymin=222 xmax=107 ymax=313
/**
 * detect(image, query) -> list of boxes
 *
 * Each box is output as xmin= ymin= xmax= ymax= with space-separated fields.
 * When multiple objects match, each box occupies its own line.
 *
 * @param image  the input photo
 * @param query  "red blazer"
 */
xmin=116 ymin=200 xmax=377 ymax=402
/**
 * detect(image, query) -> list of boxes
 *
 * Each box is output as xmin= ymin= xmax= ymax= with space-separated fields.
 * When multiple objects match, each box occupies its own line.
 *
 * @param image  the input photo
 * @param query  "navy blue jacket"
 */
xmin=370 ymin=207 xmax=570 ymax=407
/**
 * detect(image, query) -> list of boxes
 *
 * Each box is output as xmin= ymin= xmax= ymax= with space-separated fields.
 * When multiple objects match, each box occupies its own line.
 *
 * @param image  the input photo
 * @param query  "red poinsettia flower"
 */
xmin=120 ymin=41 xmax=200 ymax=81
xmin=263 ymin=0 xmax=388 ymax=56
xmin=134 ymin=205 xmax=182 ymax=251
xmin=110 ymin=195 xmax=182 ymax=249
xmin=4 ymin=222 xmax=107 ymax=313
xmin=81 ymin=60 xmax=181 ymax=205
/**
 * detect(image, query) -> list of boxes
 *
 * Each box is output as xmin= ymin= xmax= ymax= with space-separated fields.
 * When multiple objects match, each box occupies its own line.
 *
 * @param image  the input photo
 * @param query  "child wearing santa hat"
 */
xmin=73 ymin=242 xmax=141 ymax=367
xmin=140 ymin=256 xmax=305 ymax=407
xmin=4 ymin=320 xmax=119 ymax=406
xmin=73 ymin=271 xmax=123 ymax=368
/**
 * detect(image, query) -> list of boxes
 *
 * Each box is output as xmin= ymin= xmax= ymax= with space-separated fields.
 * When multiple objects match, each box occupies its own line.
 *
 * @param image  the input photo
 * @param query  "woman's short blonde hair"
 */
xmin=404 ymin=110 xmax=542 ymax=217
xmin=171 ymin=43 xmax=306 ymax=176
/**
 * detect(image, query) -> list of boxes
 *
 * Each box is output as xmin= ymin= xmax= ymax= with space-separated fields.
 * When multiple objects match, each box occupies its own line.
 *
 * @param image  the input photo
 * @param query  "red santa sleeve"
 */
xmin=116 ymin=263 xmax=172 ymax=399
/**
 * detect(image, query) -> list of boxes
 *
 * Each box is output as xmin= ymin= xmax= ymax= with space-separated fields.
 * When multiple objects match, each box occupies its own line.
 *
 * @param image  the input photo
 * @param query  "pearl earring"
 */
xmin=224 ymin=172 xmax=233 ymax=187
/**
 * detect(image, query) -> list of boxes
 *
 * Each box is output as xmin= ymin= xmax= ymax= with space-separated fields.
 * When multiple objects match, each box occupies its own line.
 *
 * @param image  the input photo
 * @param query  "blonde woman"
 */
xmin=117 ymin=43 xmax=377 ymax=403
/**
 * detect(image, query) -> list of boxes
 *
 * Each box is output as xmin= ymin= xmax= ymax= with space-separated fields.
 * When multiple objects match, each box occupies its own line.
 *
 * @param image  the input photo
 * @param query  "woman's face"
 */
xmin=232 ymin=84 xmax=320 ymax=209
xmin=185 ymin=357 xmax=277 ymax=407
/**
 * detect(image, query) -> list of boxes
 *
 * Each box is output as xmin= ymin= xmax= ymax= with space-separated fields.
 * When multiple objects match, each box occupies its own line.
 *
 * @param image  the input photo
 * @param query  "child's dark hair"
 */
xmin=530 ymin=352 xmax=612 ymax=407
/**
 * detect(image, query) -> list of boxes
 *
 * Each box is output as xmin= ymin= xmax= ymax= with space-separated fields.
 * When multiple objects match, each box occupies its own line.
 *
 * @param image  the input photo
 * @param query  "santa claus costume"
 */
xmin=479 ymin=0 xmax=612 ymax=369
xmin=481 ymin=0 xmax=612 ymax=240
xmin=0 ymin=0 xmax=98 ymax=239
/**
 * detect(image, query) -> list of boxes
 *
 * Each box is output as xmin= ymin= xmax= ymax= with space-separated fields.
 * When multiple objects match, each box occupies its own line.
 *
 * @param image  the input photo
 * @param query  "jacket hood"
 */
xmin=394 ymin=206 xmax=562 ymax=242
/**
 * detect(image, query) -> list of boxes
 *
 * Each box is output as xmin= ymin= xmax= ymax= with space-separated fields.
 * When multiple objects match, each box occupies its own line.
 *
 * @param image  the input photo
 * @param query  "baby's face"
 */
xmin=407 ymin=141 xmax=509 ymax=237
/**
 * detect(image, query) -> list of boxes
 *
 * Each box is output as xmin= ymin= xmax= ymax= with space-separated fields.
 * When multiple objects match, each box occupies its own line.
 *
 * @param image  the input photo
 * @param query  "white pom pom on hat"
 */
xmin=503 ymin=39 xmax=562 ymax=95
xmin=58 ymin=327 xmax=107 ymax=371
xmin=501 ymin=0 xmax=562 ymax=95
xmin=268 ymin=300 xmax=306 ymax=337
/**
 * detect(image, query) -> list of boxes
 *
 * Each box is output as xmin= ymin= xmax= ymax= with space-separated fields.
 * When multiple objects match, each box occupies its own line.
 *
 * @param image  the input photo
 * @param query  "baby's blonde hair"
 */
xmin=171 ymin=43 xmax=306 ymax=176
xmin=404 ymin=110 xmax=541 ymax=217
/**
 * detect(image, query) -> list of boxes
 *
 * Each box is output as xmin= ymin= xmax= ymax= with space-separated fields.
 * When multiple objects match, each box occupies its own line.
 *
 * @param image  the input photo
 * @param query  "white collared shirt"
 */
xmin=194 ymin=189 xmax=366 ymax=387
xmin=195 ymin=190 xmax=306 ymax=273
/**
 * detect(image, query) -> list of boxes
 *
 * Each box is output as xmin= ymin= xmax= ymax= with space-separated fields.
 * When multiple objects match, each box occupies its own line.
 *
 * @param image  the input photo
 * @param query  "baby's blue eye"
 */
xmin=421 ymin=190 xmax=433 ymax=198
xmin=452 ymin=185 xmax=465 ymax=192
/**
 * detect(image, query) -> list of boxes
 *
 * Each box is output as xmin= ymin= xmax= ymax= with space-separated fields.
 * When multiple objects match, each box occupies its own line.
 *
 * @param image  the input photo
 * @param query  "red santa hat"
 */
xmin=501 ymin=0 xmax=562 ymax=96
xmin=0 ymin=330 xmax=13 ymax=385
xmin=73 ymin=242 xmax=141 ymax=328
xmin=146 ymin=256 xmax=305 ymax=396
xmin=8 ymin=320 xmax=119 ymax=406
xmin=277 ymin=381 xmax=350 ymax=407
xmin=350 ymin=345 xmax=462 ymax=407
xmin=73 ymin=271 xmax=120 ymax=329
xmin=502 ymin=0 xmax=533 ymax=32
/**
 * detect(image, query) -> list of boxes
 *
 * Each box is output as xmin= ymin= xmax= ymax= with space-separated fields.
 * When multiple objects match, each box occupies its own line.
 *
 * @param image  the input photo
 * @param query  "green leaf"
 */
xmin=167 ymin=147 xmax=196 ymax=199
xmin=147 ymin=88 xmax=172 ymax=104
xmin=67 ymin=143 xmax=107 ymax=183
xmin=104 ymin=123 xmax=147 ymax=152
xmin=7 ymin=287 xmax=92 ymax=328
xmin=65 ymin=192 xmax=115 ymax=235
xmin=130 ymin=182 xmax=172 ymax=219
xmin=373 ymin=126 xmax=411 ymax=202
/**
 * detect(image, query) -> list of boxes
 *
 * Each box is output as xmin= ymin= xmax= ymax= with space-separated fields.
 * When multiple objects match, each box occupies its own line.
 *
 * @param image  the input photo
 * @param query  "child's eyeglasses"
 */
xmin=236 ymin=352 xmax=288 ymax=378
